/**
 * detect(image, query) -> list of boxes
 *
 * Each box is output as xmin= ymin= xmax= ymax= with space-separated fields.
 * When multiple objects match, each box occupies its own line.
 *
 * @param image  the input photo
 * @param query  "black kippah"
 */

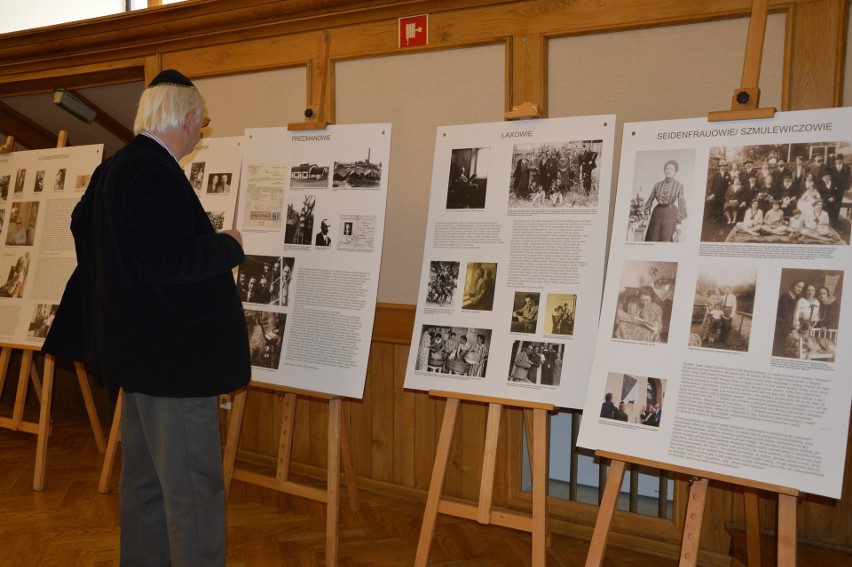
xmin=147 ymin=69 xmax=195 ymax=89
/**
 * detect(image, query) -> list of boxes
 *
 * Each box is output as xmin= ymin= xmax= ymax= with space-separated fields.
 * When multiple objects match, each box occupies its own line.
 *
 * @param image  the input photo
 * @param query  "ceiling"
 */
xmin=0 ymin=81 xmax=143 ymax=157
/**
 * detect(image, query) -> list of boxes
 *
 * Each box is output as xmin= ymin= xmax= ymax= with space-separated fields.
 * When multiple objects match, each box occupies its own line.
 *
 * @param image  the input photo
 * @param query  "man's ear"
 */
xmin=183 ymin=111 xmax=195 ymax=131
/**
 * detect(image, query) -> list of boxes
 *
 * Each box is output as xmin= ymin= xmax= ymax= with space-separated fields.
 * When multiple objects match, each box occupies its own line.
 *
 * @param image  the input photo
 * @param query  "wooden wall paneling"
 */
xmin=458 ymin=399 xmax=488 ymax=502
xmin=413 ymin=389 xmax=438 ymax=492
xmin=369 ymin=341 xmax=395 ymax=484
xmin=349 ymin=355 xmax=373 ymax=480
xmin=308 ymin=397 xmax=330 ymax=469
xmin=392 ymin=343 xmax=416 ymax=488
xmin=292 ymin=391 xmax=312 ymax=464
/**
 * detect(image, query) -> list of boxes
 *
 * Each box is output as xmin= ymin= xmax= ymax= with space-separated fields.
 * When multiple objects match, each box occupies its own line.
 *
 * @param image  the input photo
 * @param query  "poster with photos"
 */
xmin=180 ymin=136 xmax=242 ymax=232
xmin=578 ymin=108 xmax=852 ymax=498
xmin=0 ymin=144 xmax=103 ymax=348
xmin=404 ymin=116 xmax=615 ymax=407
xmin=234 ymin=125 xmax=390 ymax=398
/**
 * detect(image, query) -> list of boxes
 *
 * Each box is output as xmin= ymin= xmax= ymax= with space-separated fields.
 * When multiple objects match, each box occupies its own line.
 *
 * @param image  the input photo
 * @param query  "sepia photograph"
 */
xmin=507 ymin=340 xmax=564 ymax=386
xmin=14 ymin=169 xmax=25 ymax=193
xmin=206 ymin=172 xmax=233 ymax=193
xmin=54 ymin=169 xmax=66 ymax=191
xmin=689 ymin=265 xmax=757 ymax=352
xmin=188 ymin=161 xmax=205 ymax=191
xmin=283 ymin=194 xmax=315 ymax=245
xmin=509 ymin=139 xmax=602 ymax=209
xmin=34 ymin=170 xmax=44 ymax=193
xmin=0 ymin=174 xmax=9 ymax=199
xmin=772 ymin=268 xmax=843 ymax=362
xmin=701 ymin=143 xmax=851 ymax=245
xmin=5 ymin=201 xmax=39 ymax=246
xmin=446 ymin=147 xmax=489 ymax=209
xmin=612 ymin=260 xmax=678 ymax=344
xmin=237 ymin=255 xmax=284 ymax=306
xmin=333 ymin=148 xmax=382 ymax=188
xmin=245 ymin=309 xmax=286 ymax=369
xmin=544 ymin=293 xmax=577 ymax=336
xmin=600 ymin=372 xmax=667 ymax=427
xmin=291 ymin=159 xmax=330 ymax=189
xmin=509 ymin=291 xmax=540 ymax=333
xmin=205 ymin=210 xmax=226 ymax=231
xmin=426 ymin=261 xmax=460 ymax=307
xmin=0 ymin=252 xmax=30 ymax=298
xmin=461 ymin=261 xmax=497 ymax=311
xmin=627 ymin=149 xmax=695 ymax=242
xmin=414 ymin=324 xmax=491 ymax=377
xmin=27 ymin=303 xmax=58 ymax=338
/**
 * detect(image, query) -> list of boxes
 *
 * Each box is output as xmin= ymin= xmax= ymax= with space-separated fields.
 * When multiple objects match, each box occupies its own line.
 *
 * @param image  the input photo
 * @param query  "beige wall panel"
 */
xmin=336 ymin=45 xmax=505 ymax=305
xmin=193 ymin=68 xmax=307 ymax=138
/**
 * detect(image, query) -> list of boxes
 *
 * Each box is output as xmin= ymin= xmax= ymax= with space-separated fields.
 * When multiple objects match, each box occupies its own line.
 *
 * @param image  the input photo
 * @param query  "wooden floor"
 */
xmin=0 ymin=409 xmax=686 ymax=567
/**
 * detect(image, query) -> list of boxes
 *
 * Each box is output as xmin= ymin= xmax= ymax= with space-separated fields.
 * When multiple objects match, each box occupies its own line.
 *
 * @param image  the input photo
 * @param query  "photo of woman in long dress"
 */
xmin=627 ymin=149 xmax=694 ymax=243
xmin=644 ymin=159 xmax=687 ymax=242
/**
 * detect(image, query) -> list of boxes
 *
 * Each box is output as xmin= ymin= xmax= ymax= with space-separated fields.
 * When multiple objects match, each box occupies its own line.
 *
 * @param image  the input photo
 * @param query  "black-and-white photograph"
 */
xmin=0 ymin=209 xmax=5 ymax=233
xmin=283 ymin=194 xmax=315 ymax=245
xmin=291 ymin=159 xmax=330 ymax=189
xmin=689 ymin=265 xmax=757 ymax=352
xmin=27 ymin=303 xmax=57 ymax=338
xmin=627 ymin=149 xmax=695 ymax=242
xmin=461 ymin=261 xmax=497 ymax=311
xmin=612 ymin=260 xmax=678 ymax=344
xmin=245 ymin=309 xmax=286 ymax=369
xmin=446 ymin=147 xmax=489 ymax=209
xmin=279 ymin=257 xmax=294 ymax=307
xmin=772 ymin=268 xmax=842 ymax=362
xmin=5 ymin=201 xmax=39 ymax=246
xmin=544 ymin=293 xmax=576 ymax=336
xmin=14 ymin=169 xmax=25 ymax=193
xmin=34 ymin=170 xmax=44 ymax=193
xmin=426 ymin=261 xmax=460 ymax=307
xmin=314 ymin=218 xmax=332 ymax=246
xmin=0 ymin=174 xmax=10 ymax=199
xmin=205 ymin=210 xmax=225 ymax=230
xmin=414 ymin=325 xmax=491 ymax=377
xmin=206 ymin=172 xmax=233 ymax=193
xmin=510 ymin=292 xmax=540 ymax=333
xmin=237 ymin=255 xmax=284 ymax=306
xmin=333 ymin=148 xmax=382 ymax=188
xmin=0 ymin=252 xmax=30 ymax=298
xmin=509 ymin=139 xmax=602 ymax=209
xmin=507 ymin=340 xmax=564 ymax=386
xmin=600 ymin=372 xmax=667 ymax=427
xmin=54 ymin=169 xmax=66 ymax=191
xmin=188 ymin=161 xmax=205 ymax=191
xmin=702 ymin=143 xmax=851 ymax=245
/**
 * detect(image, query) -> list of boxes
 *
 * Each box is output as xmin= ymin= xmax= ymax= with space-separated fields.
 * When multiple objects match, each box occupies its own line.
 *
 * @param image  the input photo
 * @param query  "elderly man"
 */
xmin=43 ymin=69 xmax=250 ymax=566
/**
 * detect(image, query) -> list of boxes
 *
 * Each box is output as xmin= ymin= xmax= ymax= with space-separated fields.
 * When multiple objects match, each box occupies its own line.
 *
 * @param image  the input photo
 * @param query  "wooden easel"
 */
xmin=0 ymin=131 xmax=106 ymax=491
xmin=585 ymin=451 xmax=799 ymax=567
xmin=415 ymin=391 xmax=554 ymax=566
xmin=222 ymin=384 xmax=360 ymax=567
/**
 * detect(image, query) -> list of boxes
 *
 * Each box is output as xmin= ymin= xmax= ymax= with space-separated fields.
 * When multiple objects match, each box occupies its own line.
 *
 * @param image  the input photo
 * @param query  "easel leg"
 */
xmin=98 ymin=390 xmax=123 ymax=494
xmin=0 ymin=346 xmax=11 ymax=395
xmin=276 ymin=392 xmax=297 ymax=483
xmin=744 ymin=487 xmax=762 ymax=567
xmin=33 ymin=354 xmax=55 ymax=491
xmin=680 ymin=477 xmax=709 ymax=567
xmin=223 ymin=388 xmax=248 ymax=500
xmin=340 ymin=401 xmax=360 ymax=511
xmin=75 ymin=362 xmax=105 ymax=452
xmin=524 ymin=408 xmax=552 ymax=548
xmin=531 ymin=407 xmax=548 ymax=567
xmin=415 ymin=397 xmax=460 ymax=567
xmin=477 ymin=402 xmax=502 ymax=523
xmin=11 ymin=349 xmax=33 ymax=428
xmin=326 ymin=398 xmax=342 ymax=567
xmin=584 ymin=459 xmax=627 ymax=567
xmin=777 ymin=493 xmax=797 ymax=567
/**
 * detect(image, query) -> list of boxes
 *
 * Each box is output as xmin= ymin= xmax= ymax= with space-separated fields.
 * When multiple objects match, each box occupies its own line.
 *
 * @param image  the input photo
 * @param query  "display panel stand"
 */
xmin=414 ymin=391 xmax=554 ymax=567
xmin=222 ymin=384 xmax=359 ymax=567
xmin=0 ymin=130 xmax=105 ymax=491
xmin=584 ymin=451 xmax=799 ymax=567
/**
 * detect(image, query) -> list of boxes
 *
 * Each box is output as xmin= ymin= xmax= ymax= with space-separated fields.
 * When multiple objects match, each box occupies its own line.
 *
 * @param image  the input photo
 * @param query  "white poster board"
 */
xmin=0 ymin=145 xmax=103 ymax=348
xmin=235 ymin=125 xmax=391 ymax=399
xmin=180 ymin=136 xmax=242 ymax=231
xmin=578 ymin=108 xmax=852 ymax=498
xmin=404 ymin=116 xmax=615 ymax=408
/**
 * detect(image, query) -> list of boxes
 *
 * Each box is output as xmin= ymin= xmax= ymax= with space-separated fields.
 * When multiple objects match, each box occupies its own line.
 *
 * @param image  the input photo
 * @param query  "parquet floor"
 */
xmin=0 ymin=410 xmax=681 ymax=566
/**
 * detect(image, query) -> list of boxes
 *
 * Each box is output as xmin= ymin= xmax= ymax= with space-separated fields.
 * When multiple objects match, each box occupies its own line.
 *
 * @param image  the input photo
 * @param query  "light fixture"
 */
xmin=53 ymin=88 xmax=97 ymax=123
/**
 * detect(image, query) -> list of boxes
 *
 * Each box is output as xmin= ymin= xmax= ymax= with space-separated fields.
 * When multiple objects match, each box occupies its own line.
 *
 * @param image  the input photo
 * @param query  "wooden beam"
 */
xmin=0 ymin=100 xmax=61 ymax=149
xmin=67 ymin=89 xmax=134 ymax=143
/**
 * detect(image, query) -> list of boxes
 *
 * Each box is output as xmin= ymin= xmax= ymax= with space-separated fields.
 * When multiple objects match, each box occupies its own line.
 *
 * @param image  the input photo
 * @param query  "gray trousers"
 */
xmin=119 ymin=392 xmax=226 ymax=567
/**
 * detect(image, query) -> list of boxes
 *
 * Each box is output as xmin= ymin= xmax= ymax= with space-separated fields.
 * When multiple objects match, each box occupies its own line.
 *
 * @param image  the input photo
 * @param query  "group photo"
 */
xmin=508 ymin=139 xmax=602 ymax=209
xmin=773 ymin=268 xmax=843 ymax=362
xmin=414 ymin=324 xmax=491 ymax=377
xmin=689 ymin=264 xmax=757 ymax=352
xmin=507 ymin=340 xmax=564 ymax=386
xmin=544 ymin=293 xmax=577 ymax=336
xmin=600 ymin=373 xmax=666 ymax=427
xmin=425 ymin=260 xmax=459 ymax=308
xmin=701 ymin=143 xmax=852 ymax=245
xmin=612 ymin=260 xmax=678 ymax=344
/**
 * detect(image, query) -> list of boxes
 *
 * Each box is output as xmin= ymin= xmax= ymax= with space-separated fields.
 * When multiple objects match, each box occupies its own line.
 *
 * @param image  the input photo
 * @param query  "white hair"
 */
xmin=133 ymin=84 xmax=205 ymax=135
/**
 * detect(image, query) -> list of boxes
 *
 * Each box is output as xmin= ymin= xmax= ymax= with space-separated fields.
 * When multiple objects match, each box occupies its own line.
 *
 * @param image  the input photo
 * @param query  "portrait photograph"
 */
xmin=600 ymin=372 xmax=666 ymax=427
xmin=627 ymin=148 xmax=695 ymax=243
xmin=701 ymin=142 xmax=851 ymax=245
xmin=509 ymin=139 xmax=603 ymax=209
xmin=414 ymin=324 xmax=491 ymax=377
xmin=0 ymin=174 xmax=10 ymax=199
xmin=291 ymin=158 xmax=330 ymax=189
xmin=612 ymin=260 xmax=678 ymax=344
xmin=461 ymin=261 xmax=497 ymax=311
xmin=772 ymin=268 xmax=843 ymax=362
xmin=426 ymin=260 xmax=460 ymax=308
xmin=283 ymin=194 xmax=315 ymax=245
xmin=544 ymin=293 xmax=577 ymax=336
xmin=245 ymin=309 xmax=286 ymax=370
xmin=34 ymin=170 xmax=44 ymax=193
xmin=5 ymin=201 xmax=39 ymax=247
xmin=14 ymin=168 xmax=26 ymax=193
xmin=237 ymin=255 xmax=283 ymax=306
xmin=0 ymin=251 xmax=30 ymax=298
xmin=689 ymin=264 xmax=757 ymax=352
xmin=333 ymin=147 xmax=382 ymax=188
xmin=279 ymin=257 xmax=294 ymax=307
xmin=188 ymin=161 xmax=205 ymax=191
xmin=54 ymin=169 xmax=66 ymax=191
xmin=446 ymin=147 xmax=489 ymax=209
xmin=509 ymin=291 xmax=541 ymax=333
xmin=507 ymin=340 xmax=564 ymax=386
xmin=27 ymin=303 xmax=58 ymax=338
xmin=206 ymin=172 xmax=233 ymax=194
